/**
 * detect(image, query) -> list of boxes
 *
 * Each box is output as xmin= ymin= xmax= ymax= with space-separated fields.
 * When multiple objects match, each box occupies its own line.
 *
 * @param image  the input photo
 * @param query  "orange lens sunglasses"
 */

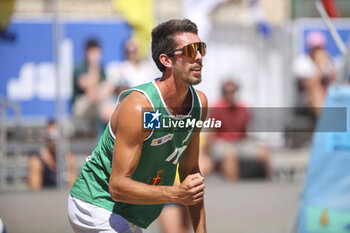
xmin=166 ymin=42 xmax=206 ymax=58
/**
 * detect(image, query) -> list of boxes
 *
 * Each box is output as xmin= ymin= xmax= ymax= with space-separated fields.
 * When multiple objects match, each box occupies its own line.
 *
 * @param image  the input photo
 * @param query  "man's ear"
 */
xmin=159 ymin=54 xmax=173 ymax=69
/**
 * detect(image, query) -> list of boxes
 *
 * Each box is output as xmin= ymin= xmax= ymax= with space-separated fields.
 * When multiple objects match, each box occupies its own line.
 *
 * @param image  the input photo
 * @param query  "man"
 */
xmin=68 ymin=19 xmax=208 ymax=233
xmin=106 ymin=38 xmax=157 ymax=87
xmin=28 ymin=120 xmax=77 ymax=189
xmin=293 ymin=31 xmax=336 ymax=117
xmin=72 ymin=38 xmax=108 ymax=122
xmin=203 ymin=79 xmax=270 ymax=180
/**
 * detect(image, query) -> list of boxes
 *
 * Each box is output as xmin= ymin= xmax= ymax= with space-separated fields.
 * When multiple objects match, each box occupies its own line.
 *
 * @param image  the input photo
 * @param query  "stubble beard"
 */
xmin=174 ymin=62 xmax=202 ymax=86
xmin=186 ymin=75 xmax=202 ymax=85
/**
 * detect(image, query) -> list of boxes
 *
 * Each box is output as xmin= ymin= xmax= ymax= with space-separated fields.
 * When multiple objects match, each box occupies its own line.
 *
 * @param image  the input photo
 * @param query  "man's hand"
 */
xmin=174 ymin=173 xmax=205 ymax=205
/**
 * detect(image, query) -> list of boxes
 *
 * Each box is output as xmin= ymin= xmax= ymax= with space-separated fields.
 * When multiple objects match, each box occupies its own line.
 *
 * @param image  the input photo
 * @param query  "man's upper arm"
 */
xmin=109 ymin=92 xmax=151 ymax=181
xmin=179 ymin=90 xmax=208 ymax=180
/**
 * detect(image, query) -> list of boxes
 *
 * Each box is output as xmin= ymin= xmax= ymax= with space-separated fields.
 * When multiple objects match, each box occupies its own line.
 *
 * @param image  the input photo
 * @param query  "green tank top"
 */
xmin=70 ymin=80 xmax=202 ymax=228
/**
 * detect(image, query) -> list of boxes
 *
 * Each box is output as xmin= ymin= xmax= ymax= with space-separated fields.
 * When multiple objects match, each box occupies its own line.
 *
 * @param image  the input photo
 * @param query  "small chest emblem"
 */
xmin=151 ymin=170 xmax=165 ymax=185
xmin=150 ymin=133 xmax=174 ymax=146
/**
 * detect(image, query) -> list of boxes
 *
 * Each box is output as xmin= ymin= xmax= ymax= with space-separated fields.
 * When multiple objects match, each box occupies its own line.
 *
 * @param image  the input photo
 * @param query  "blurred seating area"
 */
xmin=2 ymin=118 xmax=97 ymax=190
xmin=13 ymin=0 xmax=288 ymax=24
xmin=13 ymin=0 xmax=116 ymax=16
xmin=1 ymin=0 xmax=350 ymax=192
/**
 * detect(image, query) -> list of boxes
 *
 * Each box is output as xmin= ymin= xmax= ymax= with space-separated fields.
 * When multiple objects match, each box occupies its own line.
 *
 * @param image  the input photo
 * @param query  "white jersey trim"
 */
xmin=108 ymin=88 xmax=155 ymax=142
xmin=193 ymin=88 xmax=203 ymax=121
xmin=152 ymin=80 xmax=194 ymax=120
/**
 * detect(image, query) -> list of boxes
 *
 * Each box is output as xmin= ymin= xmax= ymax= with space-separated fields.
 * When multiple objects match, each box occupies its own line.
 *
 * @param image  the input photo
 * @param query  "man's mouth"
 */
xmin=190 ymin=66 xmax=202 ymax=73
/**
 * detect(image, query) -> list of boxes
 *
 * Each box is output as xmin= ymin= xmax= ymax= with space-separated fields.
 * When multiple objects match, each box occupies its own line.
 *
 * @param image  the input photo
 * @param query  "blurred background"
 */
xmin=1 ymin=0 xmax=350 ymax=232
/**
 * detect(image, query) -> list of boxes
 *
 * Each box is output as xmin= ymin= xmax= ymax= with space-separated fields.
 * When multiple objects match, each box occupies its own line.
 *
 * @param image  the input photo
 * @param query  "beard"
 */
xmin=186 ymin=75 xmax=202 ymax=85
xmin=173 ymin=60 xmax=203 ymax=85
xmin=187 ymin=61 xmax=203 ymax=85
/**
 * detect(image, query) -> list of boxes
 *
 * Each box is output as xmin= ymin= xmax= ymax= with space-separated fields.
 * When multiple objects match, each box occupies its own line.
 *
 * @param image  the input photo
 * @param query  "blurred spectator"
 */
xmin=198 ymin=133 xmax=215 ymax=177
xmin=159 ymin=204 xmax=190 ymax=233
xmin=202 ymin=79 xmax=271 ymax=181
xmin=158 ymin=167 xmax=191 ymax=233
xmin=293 ymin=31 xmax=336 ymax=117
xmin=106 ymin=38 xmax=158 ymax=87
xmin=96 ymin=79 xmax=130 ymax=137
xmin=72 ymin=38 xmax=109 ymax=122
xmin=158 ymin=137 xmax=214 ymax=233
xmin=28 ymin=120 xmax=77 ymax=190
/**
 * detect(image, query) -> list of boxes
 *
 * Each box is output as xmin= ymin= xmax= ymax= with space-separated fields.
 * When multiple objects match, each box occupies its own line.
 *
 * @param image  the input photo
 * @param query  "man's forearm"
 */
xmin=109 ymin=177 xmax=177 ymax=204
xmin=188 ymin=200 xmax=207 ymax=233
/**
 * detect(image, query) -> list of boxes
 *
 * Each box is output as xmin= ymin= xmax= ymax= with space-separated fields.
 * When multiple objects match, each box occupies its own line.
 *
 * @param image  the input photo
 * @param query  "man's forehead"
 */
xmin=173 ymin=32 xmax=201 ymax=47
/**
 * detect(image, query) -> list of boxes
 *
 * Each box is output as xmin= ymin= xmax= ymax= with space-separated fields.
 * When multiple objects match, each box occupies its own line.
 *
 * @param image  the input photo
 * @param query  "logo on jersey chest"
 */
xmin=151 ymin=170 xmax=165 ymax=185
xmin=150 ymin=133 xmax=174 ymax=146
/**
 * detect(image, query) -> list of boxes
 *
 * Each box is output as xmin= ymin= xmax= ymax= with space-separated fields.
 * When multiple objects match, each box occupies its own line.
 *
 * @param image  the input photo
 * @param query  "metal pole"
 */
xmin=0 ymin=98 xmax=21 ymax=191
xmin=52 ymin=0 xmax=65 ymax=188
xmin=315 ymin=0 xmax=346 ymax=56
xmin=315 ymin=0 xmax=350 ymax=83
xmin=339 ymin=38 xmax=350 ymax=83
xmin=0 ymin=100 xmax=7 ymax=191
xmin=12 ymin=102 xmax=21 ymax=189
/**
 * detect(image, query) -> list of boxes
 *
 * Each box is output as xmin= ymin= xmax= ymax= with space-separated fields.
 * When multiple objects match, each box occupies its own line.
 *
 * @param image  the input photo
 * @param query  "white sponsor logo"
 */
xmin=151 ymin=133 xmax=174 ymax=146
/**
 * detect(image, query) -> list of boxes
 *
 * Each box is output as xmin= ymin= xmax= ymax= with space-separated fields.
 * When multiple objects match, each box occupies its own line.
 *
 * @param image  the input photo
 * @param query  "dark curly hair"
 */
xmin=151 ymin=19 xmax=198 ymax=72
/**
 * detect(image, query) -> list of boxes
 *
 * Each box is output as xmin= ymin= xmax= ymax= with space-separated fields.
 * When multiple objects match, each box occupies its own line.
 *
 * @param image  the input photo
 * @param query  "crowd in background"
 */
xmin=1 ymin=1 xmax=346 ymax=232
xmin=0 ymin=0 xmax=341 ymax=221
xmin=27 ymin=26 xmax=338 ymax=191
xmin=10 ymin=0 xmax=339 ymax=200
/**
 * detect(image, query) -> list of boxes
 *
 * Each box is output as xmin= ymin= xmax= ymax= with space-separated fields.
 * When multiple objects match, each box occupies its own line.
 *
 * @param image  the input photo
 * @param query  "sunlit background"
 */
xmin=1 ymin=0 xmax=350 ymax=232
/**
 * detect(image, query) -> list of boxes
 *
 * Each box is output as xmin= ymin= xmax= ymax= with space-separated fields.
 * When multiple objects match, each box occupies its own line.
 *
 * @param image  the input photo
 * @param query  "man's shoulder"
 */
xmin=192 ymin=88 xmax=207 ymax=108
xmin=111 ymin=90 xmax=152 ymax=141
xmin=122 ymin=88 xmax=152 ymax=106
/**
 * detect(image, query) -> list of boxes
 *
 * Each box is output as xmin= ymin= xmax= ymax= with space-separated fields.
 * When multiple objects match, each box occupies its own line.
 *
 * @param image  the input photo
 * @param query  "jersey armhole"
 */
xmin=193 ymin=88 xmax=203 ymax=121
xmin=108 ymin=89 xmax=155 ymax=141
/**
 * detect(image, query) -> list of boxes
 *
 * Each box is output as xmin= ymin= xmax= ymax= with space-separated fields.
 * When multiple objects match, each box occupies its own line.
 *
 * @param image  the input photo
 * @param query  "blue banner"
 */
xmin=0 ymin=19 xmax=131 ymax=119
xmin=295 ymin=19 xmax=350 ymax=61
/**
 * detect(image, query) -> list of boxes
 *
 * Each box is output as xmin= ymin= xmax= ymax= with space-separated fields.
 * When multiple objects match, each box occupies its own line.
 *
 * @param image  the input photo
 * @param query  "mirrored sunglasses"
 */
xmin=167 ymin=42 xmax=206 ymax=59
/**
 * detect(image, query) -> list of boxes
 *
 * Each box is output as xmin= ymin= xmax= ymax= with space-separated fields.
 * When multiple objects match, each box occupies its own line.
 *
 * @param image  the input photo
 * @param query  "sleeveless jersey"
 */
xmin=70 ymin=80 xmax=202 ymax=228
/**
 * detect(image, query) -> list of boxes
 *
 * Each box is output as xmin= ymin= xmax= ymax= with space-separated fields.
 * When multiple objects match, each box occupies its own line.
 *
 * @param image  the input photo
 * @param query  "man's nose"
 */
xmin=195 ymin=50 xmax=203 ymax=62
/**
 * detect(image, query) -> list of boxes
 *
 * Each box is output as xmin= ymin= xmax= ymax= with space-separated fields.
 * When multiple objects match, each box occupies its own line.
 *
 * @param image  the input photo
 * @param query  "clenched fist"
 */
xmin=174 ymin=173 xmax=205 ymax=205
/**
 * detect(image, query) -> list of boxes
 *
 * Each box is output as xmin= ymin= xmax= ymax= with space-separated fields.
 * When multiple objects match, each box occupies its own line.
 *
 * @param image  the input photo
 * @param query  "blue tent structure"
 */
xmin=296 ymin=1 xmax=350 ymax=232
xmin=297 ymin=85 xmax=350 ymax=233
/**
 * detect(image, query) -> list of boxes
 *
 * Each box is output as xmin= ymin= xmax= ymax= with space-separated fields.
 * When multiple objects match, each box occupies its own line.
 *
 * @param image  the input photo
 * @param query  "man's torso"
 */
xmin=70 ymin=80 xmax=202 ymax=228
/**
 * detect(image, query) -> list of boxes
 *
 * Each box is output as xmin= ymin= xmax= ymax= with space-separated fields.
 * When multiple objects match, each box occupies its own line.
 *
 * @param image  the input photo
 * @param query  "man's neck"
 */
xmin=156 ymin=73 xmax=191 ymax=115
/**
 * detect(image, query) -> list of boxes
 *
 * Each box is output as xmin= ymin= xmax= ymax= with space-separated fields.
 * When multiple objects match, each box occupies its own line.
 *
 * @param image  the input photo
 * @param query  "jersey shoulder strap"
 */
xmin=118 ymin=81 xmax=163 ymax=109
